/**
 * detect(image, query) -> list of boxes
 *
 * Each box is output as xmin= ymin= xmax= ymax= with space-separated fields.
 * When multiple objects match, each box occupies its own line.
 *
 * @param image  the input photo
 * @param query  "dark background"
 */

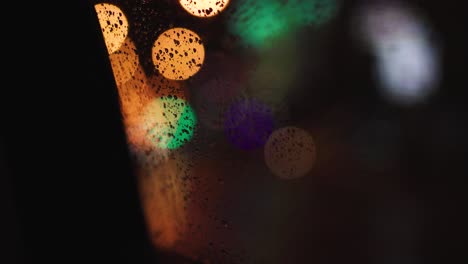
xmin=1 ymin=0 xmax=466 ymax=263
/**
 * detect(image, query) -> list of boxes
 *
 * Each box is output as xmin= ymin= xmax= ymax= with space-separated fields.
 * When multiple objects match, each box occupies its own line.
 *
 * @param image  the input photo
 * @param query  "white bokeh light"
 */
xmin=376 ymin=34 xmax=439 ymax=105
xmin=356 ymin=2 xmax=441 ymax=105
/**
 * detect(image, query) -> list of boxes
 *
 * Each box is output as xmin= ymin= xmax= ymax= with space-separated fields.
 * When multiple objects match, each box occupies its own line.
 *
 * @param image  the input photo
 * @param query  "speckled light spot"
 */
xmin=179 ymin=0 xmax=230 ymax=18
xmin=264 ymin=126 xmax=316 ymax=179
xmin=224 ymin=98 xmax=274 ymax=150
xmin=152 ymin=27 xmax=205 ymax=80
xmin=94 ymin=3 xmax=129 ymax=54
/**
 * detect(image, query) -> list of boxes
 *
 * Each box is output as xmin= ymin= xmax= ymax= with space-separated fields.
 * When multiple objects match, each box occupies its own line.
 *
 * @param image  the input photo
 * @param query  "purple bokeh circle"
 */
xmin=224 ymin=98 xmax=275 ymax=150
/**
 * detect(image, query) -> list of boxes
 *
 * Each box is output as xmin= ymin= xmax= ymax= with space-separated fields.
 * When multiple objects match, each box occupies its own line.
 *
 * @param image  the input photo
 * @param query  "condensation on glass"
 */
xmin=89 ymin=0 xmax=369 ymax=263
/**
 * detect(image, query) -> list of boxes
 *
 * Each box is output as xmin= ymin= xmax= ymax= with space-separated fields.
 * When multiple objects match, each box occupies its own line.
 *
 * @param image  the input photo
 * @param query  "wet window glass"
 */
xmin=89 ymin=0 xmax=466 ymax=263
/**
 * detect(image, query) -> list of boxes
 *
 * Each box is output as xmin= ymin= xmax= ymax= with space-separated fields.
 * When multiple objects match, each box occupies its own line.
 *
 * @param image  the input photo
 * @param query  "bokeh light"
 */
xmin=224 ymin=98 xmax=274 ymax=150
xmin=152 ymin=27 xmax=205 ymax=80
xmin=179 ymin=0 xmax=230 ymax=18
xmin=376 ymin=36 xmax=439 ymax=105
xmin=228 ymin=0 xmax=295 ymax=49
xmin=94 ymin=3 xmax=129 ymax=54
xmin=228 ymin=0 xmax=338 ymax=49
xmin=142 ymin=97 xmax=197 ymax=150
xmin=264 ymin=126 xmax=316 ymax=180
xmin=354 ymin=2 xmax=441 ymax=105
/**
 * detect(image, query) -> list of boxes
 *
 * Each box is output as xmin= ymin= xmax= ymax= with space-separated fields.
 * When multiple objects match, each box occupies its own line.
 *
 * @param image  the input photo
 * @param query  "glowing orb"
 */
xmin=355 ymin=2 xmax=441 ymax=105
xmin=264 ymin=126 xmax=316 ymax=180
xmin=376 ymin=36 xmax=439 ymax=105
xmin=94 ymin=3 xmax=129 ymax=54
xmin=224 ymin=98 xmax=274 ymax=150
xmin=228 ymin=0 xmax=338 ymax=49
xmin=179 ymin=0 xmax=230 ymax=18
xmin=152 ymin=28 xmax=205 ymax=80
xmin=142 ymin=97 xmax=197 ymax=150
xmin=228 ymin=0 xmax=292 ymax=49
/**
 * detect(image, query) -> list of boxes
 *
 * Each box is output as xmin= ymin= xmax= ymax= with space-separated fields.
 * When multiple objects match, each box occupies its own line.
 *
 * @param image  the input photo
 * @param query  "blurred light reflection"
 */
xmin=94 ymin=3 xmax=129 ymax=54
xmin=264 ymin=126 xmax=316 ymax=180
xmin=152 ymin=27 xmax=205 ymax=80
xmin=355 ymin=1 xmax=441 ymax=105
xmin=228 ymin=0 xmax=338 ymax=49
xmin=224 ymin=98 xmax=274 ymax=150
xmin=142 ymin=97 xmax=197 ymax=150
xmin=179 ymin=0 xmax=230 ymax=18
